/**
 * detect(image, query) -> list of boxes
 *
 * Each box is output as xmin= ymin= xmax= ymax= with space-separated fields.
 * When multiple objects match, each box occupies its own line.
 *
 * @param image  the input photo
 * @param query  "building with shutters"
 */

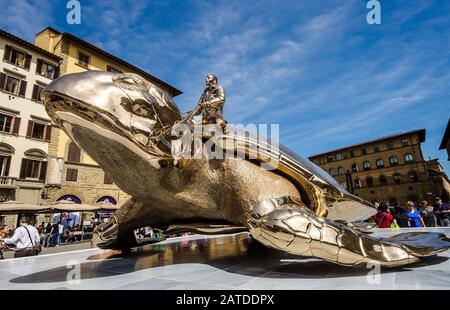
xmin=0 ymin=29 xmax=61 ymax=225
xmin=33 ymin=27 xmax=182 ymax=216
xmin=308 ymin=129 xmax=450 ymax=206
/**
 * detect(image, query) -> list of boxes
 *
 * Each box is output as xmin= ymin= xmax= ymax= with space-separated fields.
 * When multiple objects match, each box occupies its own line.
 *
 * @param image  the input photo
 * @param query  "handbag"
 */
xmin=23 ymin=226 xmax=42 ymax=255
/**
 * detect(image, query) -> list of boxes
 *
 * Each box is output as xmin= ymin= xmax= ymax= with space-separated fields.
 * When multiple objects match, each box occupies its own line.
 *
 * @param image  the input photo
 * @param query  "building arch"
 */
xmin=24 ymin=148 xmax=47 ymax=160
xmin=57 ymin=194 xmax=81 ymax=204
xmin=0 ymin=143 xmax=15 ymax=155
xmin=96 ymin=196 xmax=117 ymax=205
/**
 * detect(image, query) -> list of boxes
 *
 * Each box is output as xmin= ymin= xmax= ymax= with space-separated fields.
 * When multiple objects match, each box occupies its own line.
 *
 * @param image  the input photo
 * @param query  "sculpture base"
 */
xmin=0 ymin=228 xmax=449 ymax=289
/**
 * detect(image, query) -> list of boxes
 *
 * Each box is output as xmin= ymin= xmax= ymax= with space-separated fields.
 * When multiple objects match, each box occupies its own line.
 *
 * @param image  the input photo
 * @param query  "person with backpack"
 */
xmin=0 ymin=216 xmax=41 ymax=258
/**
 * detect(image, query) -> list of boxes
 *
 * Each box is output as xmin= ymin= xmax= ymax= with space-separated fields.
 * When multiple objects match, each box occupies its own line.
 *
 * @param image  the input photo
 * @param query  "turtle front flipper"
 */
xmin=247 ymin=197 xmax=450 ymax=267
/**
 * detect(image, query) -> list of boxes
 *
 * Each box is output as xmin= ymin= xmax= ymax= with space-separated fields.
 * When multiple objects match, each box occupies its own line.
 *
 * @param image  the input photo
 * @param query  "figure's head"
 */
xmin=406 ymin=201 xmax=415 ymax=211
xmin=205 ymin=73 xmax=217 ymax=87
xmin=20 ymin=216 xmax=30 ymax=225
xmin=435 ymin=197 xmax=442 ymax=206
xmin=378 ymin=203 xmax=388 ymax=213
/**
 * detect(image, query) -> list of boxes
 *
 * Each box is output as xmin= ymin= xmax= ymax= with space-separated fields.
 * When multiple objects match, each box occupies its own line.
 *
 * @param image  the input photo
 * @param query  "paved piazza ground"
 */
xmin=0 ymin=228 xmax=449 ymax=290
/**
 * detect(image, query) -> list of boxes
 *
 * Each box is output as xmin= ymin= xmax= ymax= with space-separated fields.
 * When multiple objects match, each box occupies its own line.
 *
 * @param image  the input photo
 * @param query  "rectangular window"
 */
xmin=66 ymin=168 xmax=78 ymax=182
xmin=0 ymin=156 xmax=11 ymax=176
xmin=327 ymin=155 xmax=334 ymax=163
xmin=361 ymin=148 xmax=367 ymax=155
xmin=0 ymin=114 xmax=13 ymax=133
xmin=349 ymin=150 xmax=354 ymax=158
xmin=107 ymin=65 xmax=122 ymax=73
xmin=0 ymin=72 xmax=27 ymax=97
xmin=3 ymin=46 xmax=31 ymax=70
xmin=5 ymin=75 xmax=20 ymax=94
xmin=373 ymin=145 xmax=380 ymax=152
xmin=104 ymin=171 xmax=114 ymax=184
xmin=20 ymin=159 xmax=45 ymax=179
xmin=401 ymin=138 xmax=409 ymax=146
xmin=335 ymin=153 xmax=342 ymax=161
xmin=26 ymin=120 xmax=51 ymax=141
xmin=32 ymin=84 xmax=45 ymax=102
xmin=77 ymin=51 xmax=90 ymax=68
xmin=387 ymin=142 xmax=394 ymax=150
xmin=32 ymin=122 xmax=45 ymax=139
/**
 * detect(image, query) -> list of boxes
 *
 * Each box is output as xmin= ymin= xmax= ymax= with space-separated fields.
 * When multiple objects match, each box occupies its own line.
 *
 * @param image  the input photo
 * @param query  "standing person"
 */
xmin=432 ymin=197 xmax=450 ymax=226
xmin=405 ymin=201 xmax=426 ymax=228
xmin=392 ymin=206 xmax=408 ymax=227
xmin=0 ymin=216 xmax=41 ymax=258
xmin=43 ymin=223 xmax=52 ymax=247
xmin=372 ymin=203 xmax=393 ymax=228
xmin=50 ymin=219 xmax=60 ymax=246
xmin=420 ymin=201 xmax=436 ymax=227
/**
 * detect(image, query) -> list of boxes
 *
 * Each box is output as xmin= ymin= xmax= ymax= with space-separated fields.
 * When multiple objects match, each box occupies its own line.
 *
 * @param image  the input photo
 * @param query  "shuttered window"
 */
xmin=0 ymin=72 xmax=27 ymax=97
xmin=26 ymin=120 xmax=51 ymax=142
xmin=67 ymin=142 xmax=81 ymax=163
xmin=0 ymin=155 xmax=11 ymax=177
xmin=36 ymin=59 xmax=58 ymax=79
xmin=104 ymin=171 xmax=114 ymax=184
xmin=66 ymin=168 xmax=78 ymax=182
xmin=32 ymin=84 xmax=45 ymax=102
xmin=3 ymin=45 xmax=31 ymax=70
xmin=20 ymin=159 xmax=46 ymax=180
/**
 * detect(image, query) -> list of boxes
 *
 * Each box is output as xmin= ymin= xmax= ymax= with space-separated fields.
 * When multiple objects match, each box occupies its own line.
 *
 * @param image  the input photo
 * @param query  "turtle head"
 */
xmin=42 ymin=71 xmax=182 ymax=166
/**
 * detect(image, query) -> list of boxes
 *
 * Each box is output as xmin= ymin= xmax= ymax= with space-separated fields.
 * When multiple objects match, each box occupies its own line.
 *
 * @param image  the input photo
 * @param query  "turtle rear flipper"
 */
xmin=247 ymin=197 xmax=450 ymax=267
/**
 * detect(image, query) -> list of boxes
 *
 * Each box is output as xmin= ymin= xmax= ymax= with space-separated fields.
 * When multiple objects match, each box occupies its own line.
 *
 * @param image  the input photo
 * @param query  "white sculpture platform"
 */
xmin=0 ymin=228 xmax=449 ymax=290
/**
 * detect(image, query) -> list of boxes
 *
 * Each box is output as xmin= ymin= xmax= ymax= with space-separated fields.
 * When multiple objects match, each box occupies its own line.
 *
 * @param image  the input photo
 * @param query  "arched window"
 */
xmin=404 ymin=154 xmax=414 ymax=163
xmin=67 ymin=142 xmax=81 ymax=163
xmin=379 ymin=174 xmax=387 ymax=184
xmin=329 ymin=168 xmax=336 ymax=176
xmin=351 ymin=163 xmax=359 ymax=172
xmin=96 ymin=196 xmax=117 ymax=205
xmin=366 ymin=176 xmax=374 ymax=187
xmin=409 ymin=171 xmax=418 ymax=182
xmin=363 ymin=161 xmax=371 ymax=170
xmin=376 ymin=159 xmax=384 ymax=168
xmin=389 ymin=156 xmax=398 ymax=166
xmin=337 ymin=167 xmax=345 ymax=175
xmin=20 ymin=149 xmax=47 ymax=180
xmin=393 ymin=173 xmax=402 ymax=184
xmin=57 ymin=195 xmax=81 ymax=204
xmin=354 ymin=178 xmax=362 ymax=188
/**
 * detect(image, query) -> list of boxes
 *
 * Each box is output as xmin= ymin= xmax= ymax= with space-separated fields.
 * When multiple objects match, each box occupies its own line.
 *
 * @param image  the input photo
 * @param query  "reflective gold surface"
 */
xmin=42 ymin=71 xmax=449 ymax=267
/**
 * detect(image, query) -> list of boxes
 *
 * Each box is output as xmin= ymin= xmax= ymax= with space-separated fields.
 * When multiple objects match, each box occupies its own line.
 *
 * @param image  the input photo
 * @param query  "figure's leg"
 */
xmin=92 ymin=198 xmax=164 ymax=250
xmin=247 ymin=197 xmax=449 ymax=267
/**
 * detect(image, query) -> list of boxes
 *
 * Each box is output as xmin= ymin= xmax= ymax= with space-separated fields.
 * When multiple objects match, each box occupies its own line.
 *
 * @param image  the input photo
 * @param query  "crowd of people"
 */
xmin=372 ymin=197 xmax=450 ymax=228
xmin=0 ymin=213 xmax=103 ymax=259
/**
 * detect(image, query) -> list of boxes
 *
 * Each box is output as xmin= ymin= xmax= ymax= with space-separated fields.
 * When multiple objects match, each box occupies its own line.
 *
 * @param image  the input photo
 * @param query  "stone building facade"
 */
xmin=308 ymin=129 xmax=449 ymax=206
xmin=33 ymin=27 xmax=182 ymax=210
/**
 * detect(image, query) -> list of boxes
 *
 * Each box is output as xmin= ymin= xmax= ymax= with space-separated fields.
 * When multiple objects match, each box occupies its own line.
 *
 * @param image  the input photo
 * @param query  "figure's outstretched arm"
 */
xmin=247 ymin=198 xmax=449 ymax=267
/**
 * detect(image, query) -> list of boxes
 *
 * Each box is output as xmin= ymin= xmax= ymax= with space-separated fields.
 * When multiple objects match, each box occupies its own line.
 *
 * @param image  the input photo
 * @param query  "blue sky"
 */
xmin=1 ymin=0 xmax=449 ymax=172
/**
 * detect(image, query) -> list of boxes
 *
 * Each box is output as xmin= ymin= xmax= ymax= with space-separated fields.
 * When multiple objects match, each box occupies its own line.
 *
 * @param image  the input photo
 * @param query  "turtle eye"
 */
xmin=113 ymin=73 xmax=150 ymax=92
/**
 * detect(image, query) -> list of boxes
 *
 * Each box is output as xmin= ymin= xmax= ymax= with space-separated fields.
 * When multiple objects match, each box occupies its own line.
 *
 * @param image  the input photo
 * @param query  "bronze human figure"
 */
xmin=191 ymin=73 xmax=227 ymax=132
xmin=42 ymin=71 xmax=449 ymax=267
